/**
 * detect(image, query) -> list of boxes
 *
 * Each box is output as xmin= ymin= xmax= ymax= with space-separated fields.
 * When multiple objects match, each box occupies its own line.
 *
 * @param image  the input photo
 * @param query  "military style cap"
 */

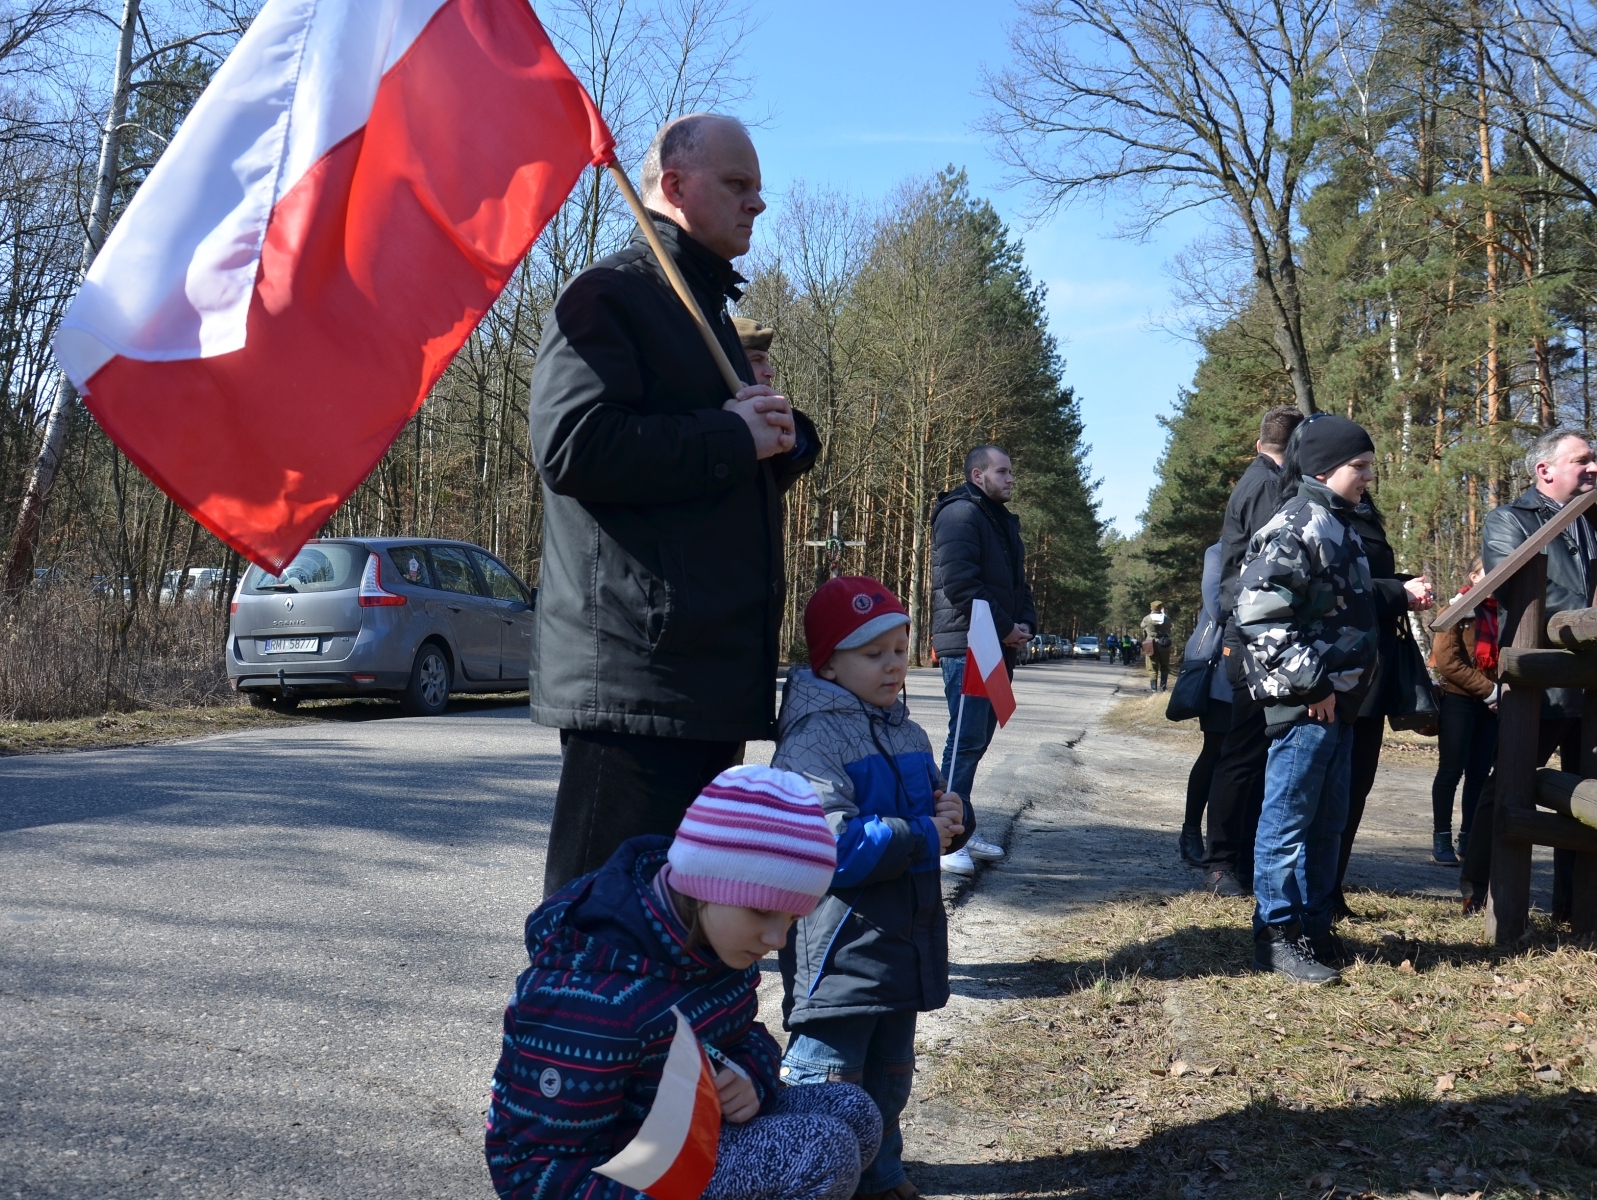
xmin=733 ymin=316 xmax=774 ymax=351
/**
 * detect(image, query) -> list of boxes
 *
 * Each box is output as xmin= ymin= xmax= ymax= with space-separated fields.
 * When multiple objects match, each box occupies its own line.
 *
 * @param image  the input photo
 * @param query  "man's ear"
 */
xmin=656 ymin=166 xmax=688 ymax=210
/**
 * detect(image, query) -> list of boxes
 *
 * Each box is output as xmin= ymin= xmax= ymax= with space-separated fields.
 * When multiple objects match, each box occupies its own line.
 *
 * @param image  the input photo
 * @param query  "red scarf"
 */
xmin=1465 ymin=586 xmax=1500 ymax=672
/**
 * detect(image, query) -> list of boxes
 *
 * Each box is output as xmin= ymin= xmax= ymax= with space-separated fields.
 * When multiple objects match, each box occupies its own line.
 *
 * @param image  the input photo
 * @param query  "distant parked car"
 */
xmin=161 ymin=566 xmax=228 ymax=602
xmin=227 ymin=538 xmax=535 ymax=716
xmin=1074 ymin=636 xmax=1100 ymax=659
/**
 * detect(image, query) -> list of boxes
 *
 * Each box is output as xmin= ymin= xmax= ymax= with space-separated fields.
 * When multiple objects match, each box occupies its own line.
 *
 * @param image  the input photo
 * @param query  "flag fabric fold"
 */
xmin=54 ymin=0 xmax=614 ymax=571
xmin=961 ymin=598 xmax=1017 ymax=726
xmin=593 ymin=1005 xmax=722 ymax=1200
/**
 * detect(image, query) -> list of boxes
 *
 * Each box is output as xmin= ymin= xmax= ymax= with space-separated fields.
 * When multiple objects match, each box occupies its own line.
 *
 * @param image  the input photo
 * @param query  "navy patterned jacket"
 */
xmin=485 ymin=837 xmax=782 ymax=1200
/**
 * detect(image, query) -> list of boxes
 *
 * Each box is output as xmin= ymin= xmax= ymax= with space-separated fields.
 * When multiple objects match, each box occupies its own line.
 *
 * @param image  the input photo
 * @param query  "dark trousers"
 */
xmin=1332 ymin=715 xmax=1385 ymax=896
xmin=1185 ymin=730 xmax=1228 ymax=832
xmin=1463 ymin=718 xmax=1581 ymax=897
xmin=1202 ymin=696 xmax=1268 ymax=880
xmin=1432 ymin=693 xmax=1499 ymax=835
xmin=542 ymin=730 xmax=739 ymax=898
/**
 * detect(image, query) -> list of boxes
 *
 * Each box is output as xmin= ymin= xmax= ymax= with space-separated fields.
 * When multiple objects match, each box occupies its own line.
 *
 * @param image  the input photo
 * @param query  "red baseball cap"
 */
xmin=805 ymin=576 xmax=910 ymax=667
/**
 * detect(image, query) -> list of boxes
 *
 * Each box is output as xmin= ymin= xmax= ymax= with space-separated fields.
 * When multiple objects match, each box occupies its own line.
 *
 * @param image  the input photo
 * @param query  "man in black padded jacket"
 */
xmin=1200 ymin=405 xmax=1304 ymax=896
xmin=929 ymin=445 xmax=1037 ymax=876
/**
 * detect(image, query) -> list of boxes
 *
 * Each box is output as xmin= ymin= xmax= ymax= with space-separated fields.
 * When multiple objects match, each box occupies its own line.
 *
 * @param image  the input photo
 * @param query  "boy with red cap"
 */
xmin=771 ymin=576 xmax=973 ymax=1200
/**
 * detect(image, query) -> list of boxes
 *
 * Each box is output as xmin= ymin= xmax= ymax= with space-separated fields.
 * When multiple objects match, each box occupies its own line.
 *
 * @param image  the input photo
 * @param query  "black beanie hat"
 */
xmin=1297 ymin=414 xmax=1375 ymax=479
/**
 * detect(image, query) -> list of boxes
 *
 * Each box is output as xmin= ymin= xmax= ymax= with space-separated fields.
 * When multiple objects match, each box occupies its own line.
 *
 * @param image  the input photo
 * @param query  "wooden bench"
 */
xmin=1431 ymin=488 xmax=1597 ymax=943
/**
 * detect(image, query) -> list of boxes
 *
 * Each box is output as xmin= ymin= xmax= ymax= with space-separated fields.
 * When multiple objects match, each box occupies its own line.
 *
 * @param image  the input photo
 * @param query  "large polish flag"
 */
xmin=594 ymin=1006 xmax=721 ymax=1200
xmin=963 ymin=598 xmax=1017 ymax=726
xmin=53 ymin=0 xmax=614 ymax=572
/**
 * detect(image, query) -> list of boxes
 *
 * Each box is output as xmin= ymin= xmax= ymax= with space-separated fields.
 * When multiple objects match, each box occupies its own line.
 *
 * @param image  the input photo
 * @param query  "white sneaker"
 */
xmin=966 ymin=837 xmax=1006 ymax=862
xmin=940 ymin=847 xmax=976 ymax=876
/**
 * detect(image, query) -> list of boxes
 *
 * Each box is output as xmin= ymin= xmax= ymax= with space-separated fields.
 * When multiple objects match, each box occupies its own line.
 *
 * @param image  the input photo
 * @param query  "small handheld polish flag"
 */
xmin=593 ymin=1007 xmax=721 ymax=1200
xmin=946 ymin=598 xmax=1017 ymax=797
xmin=962 ymin=598 xmax=1017 ymax=725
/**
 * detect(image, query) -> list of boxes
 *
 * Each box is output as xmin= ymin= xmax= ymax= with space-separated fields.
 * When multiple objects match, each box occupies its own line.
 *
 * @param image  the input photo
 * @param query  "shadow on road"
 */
xmin=0 ymin=694 xmax=558 ymax=841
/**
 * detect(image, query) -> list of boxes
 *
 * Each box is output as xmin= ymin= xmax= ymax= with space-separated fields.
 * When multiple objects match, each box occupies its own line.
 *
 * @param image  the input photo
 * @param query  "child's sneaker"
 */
xmin=1432 ymin=832 xmax=1459 ymax=866
xmin=965 ymin=836 xmax=1005 ymax=862
xmin=940 ymin=847 xmax=976 ymax=876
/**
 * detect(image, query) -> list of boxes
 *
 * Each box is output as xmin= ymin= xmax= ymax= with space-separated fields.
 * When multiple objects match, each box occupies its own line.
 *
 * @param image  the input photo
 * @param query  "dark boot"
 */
xmin=1179 ymin=827 xmax=1205 ymax=867
xmin=1204 ymin=868 xmax=1246 ymax=898
xmin=1253 ymin=924 xmax=1341 ymax=985
xmin=1330 ymin=891 xmax=1355 ymax=923
xmin=1310 ymin=931 xmax=1350 ymax=969
xmin=1432 ymin=831 xmax=1459 ymax=866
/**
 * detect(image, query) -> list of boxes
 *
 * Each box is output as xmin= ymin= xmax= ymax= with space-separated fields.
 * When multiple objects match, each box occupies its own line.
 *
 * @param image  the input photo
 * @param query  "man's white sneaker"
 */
xmin=940 ymin=847 xmax=976 ymax=876
xmin=965 ymin=837 xmax=1006 ymax=862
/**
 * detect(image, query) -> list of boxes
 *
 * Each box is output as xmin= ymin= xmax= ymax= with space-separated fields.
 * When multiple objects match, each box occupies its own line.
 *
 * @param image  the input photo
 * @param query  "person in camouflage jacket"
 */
xmin=1235 ymin=492 xmax=1379 ymax=735
xmin=1233 ymin=415 xmax=1380 ymax=986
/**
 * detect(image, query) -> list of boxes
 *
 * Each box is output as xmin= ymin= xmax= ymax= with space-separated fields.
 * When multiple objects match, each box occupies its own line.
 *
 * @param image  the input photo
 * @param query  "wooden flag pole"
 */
xmin=607 ymin=162 xmax=744 ymax=397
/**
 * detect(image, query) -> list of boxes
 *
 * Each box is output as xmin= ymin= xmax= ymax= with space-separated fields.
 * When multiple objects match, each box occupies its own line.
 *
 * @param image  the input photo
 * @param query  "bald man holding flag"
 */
xmin=529 ymin=113 xmax=819 ymax=897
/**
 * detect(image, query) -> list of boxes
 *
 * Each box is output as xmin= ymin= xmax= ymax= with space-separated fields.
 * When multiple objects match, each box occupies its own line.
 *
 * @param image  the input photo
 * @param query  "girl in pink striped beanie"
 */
xmin=666 ymin=763 xmax=839 ymax=936
xmin=488 ymin=763 xmax=881 ymax=1200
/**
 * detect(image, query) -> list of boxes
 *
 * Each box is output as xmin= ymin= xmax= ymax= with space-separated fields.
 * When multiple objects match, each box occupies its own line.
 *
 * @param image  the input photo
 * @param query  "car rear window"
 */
xmin=388 ymin=546 xmax=433 ymax=587
xmin=243 ymin=544 xmax=364 ymax=594
xmin=429 ymin=546 xmax=485 ymax=596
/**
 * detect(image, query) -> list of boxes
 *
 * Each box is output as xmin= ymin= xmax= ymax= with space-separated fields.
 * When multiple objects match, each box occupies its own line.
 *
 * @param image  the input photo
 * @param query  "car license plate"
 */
xmin=261 ymin=637 xmax=319 ymax=654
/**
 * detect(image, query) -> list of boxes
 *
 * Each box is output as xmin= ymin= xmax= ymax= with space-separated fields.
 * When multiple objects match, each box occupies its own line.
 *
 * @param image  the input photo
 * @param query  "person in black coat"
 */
xmin=929 ymin=445 xmax=1037 ymax=873
xmin=1461 ymin=428 xmax=1597 ymax=914
xmin=1331 ymin=490 xmax=1433 ymax=916
xmin=1200 ymin=405 xmax=1304 ymax=896
xmin=529 ymin=114 xmax=818 ymax=897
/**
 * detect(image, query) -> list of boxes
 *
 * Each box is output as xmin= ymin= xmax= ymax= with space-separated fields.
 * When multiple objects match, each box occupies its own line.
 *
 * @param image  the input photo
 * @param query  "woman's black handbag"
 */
xmin=1385 ymin=620 xmax=1442 ymax=734
xmin=1166 ymin=657 xmax=1214 ymax=722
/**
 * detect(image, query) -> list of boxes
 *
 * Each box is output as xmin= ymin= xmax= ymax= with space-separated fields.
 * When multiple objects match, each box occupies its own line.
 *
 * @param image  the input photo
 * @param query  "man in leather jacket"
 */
xmin=1462 ymin=428 xmax=1597 ymax=911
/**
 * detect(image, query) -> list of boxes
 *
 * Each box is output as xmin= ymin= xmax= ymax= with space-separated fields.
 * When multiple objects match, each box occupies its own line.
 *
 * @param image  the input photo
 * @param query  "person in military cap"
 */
xmin=734 ymin=316 xmax=775 ymax=387
xmin=1141 ymin=601 xmax=1173 ymax=691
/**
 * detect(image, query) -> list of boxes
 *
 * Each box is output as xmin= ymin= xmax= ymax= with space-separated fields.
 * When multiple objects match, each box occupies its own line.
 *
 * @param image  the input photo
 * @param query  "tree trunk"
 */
xmin=3 ymin=0 xmax=142 ymax=595
xmin=1478 ymin=25 xmax=1503 ymax=505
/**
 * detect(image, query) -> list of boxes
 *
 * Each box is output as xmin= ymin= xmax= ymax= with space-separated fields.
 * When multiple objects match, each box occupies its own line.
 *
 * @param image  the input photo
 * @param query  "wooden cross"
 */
xmin=803 ymin=510 xmax=864 ymax=580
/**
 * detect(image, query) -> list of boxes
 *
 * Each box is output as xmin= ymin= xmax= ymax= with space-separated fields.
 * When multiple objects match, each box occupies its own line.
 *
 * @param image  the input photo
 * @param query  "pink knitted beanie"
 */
xmin=667 ymin=765 xmax=837 ymax=916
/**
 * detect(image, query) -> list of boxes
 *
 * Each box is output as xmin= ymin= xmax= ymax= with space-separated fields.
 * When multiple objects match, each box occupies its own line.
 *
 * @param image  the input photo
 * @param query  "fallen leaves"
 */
xmin=1435 ymin=1072 xmax=1456 ymax=1092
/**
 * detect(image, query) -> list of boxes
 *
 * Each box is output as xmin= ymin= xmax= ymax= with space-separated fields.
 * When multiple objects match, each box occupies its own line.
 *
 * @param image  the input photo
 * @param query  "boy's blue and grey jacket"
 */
xmin=771 ymin=668 xmax=972 ymax=1024
xmin=1234 ymin=479 xmax=1380 ymax=733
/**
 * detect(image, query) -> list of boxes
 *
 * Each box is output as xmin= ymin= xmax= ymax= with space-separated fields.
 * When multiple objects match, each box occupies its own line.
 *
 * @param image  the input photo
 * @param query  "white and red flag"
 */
xmin=593 ymin=1006 xmax=721 ymax=1200
xmin=962 ymin=598 xmax=1016 ymax=726
xmin=53 ymin=0 xmax=614 ymax=571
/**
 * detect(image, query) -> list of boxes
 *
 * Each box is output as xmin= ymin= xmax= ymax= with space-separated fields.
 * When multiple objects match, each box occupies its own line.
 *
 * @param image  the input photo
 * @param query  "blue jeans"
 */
xmin=782 ymin=1011 xmax=918 ymax=1193
xmin=1253 ymin=717 xmax=1354 ymax=939
xmin=940 ymin=655 xmax=998 ymax=816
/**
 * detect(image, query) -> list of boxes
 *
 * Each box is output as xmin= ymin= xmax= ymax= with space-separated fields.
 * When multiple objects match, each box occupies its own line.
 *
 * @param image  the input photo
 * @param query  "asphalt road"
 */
xmin=0 ymin=660 xmax=1110 ymax=1199
xmin=1 ymin=696 xmax=561 ymax=1199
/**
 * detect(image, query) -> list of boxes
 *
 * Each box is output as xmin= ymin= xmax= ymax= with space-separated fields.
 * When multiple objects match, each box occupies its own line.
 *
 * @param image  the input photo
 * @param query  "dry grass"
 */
xmin=1105 ymin=690 xmax=1441 ymax=756
xmin=0 ymin=584 xmax=232 ymax=719
xmin=923 ymin=892 xmax=1597 ymax=1198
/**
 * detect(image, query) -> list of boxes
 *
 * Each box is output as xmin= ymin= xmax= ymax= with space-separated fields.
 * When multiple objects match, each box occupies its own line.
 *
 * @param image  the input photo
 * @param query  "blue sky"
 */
xmin=737 ymin=0 xmax=1207 ymax=534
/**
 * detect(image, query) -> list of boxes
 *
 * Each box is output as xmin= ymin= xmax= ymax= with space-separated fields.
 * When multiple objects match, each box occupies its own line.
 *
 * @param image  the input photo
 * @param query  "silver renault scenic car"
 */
xmin=227 ymin=538 xmax=535 ymax=716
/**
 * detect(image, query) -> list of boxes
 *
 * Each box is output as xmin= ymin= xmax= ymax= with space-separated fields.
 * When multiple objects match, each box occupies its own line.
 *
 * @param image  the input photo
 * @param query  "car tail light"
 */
xmin=229 ymin=601 xmax=238 ymax=614
xmin=358 ymin=553 xmax=406 ymax=607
